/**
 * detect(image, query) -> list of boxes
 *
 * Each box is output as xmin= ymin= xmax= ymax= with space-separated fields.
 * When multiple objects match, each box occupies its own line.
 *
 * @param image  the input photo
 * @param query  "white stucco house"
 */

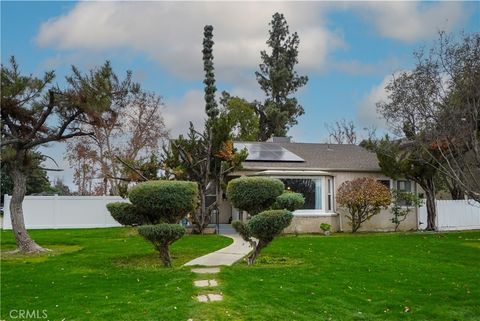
xmin=216 ymin=137 xmax=419 ymax=233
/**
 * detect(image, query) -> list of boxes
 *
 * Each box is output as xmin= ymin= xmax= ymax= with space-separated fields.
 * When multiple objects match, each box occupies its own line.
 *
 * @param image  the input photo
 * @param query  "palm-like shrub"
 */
xmin=227 ymin=177 xmax=299 ymax=264
xmin=107 ymin=180 xmax=198 ymax=266
xmin=336 ymin=177 xmax=391 ymax=232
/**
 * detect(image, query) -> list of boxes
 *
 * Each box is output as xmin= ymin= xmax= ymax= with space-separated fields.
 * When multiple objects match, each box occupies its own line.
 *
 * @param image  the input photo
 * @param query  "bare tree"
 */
xmin=326 ymin=119 xmax=357 ymax=144
xmin=65 ymin=91 xmax=168 ymax=195
xmin=1 ymin=58 xmax=135 ymax=253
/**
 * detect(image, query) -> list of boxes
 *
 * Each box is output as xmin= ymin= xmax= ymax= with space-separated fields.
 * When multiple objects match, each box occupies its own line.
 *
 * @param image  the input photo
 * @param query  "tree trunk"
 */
xmin=10 ymin=166 xmax=46 ymax=253
xmin=247 ymin=239 xmax=267 ymax=265
xmin=423 ymin=178 xmax=437 ymax=231
xmin=157 ymin=243 xmax=172 ymax=267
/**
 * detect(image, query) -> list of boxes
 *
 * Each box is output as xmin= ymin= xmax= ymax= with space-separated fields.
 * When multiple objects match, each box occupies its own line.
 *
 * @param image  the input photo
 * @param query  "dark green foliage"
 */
xmin=128 ymin=180 xmax=198 ymax=224
xmin=203 ymin=25 xmax=218 ymax=119
xmin=106 ymin=202 xmax=144 ymax=226
xmin=138 ymin=224 xmax=186 ymax=267
xmin=255 ymin=13 xmax=308 ymax=141
xmin=226 ymin=177 xmax=284 ymax=215
xmin=232 ymin=220 xmax=251 ymax=242
xmin=248 ymin=210 xmax=293 ymax=242
xmin=138 ymin=224 xmax=185 ymax=246
xmin=219 ymin=92 xmax=259 ymax=141
xmin=275 ymin=191 xmax=305 ymax=211
xmin=320 ymin=223 xmax=331 ymax=232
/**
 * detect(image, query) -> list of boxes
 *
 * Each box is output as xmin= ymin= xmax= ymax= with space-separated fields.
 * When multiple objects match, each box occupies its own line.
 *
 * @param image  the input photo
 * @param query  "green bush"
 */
xmin=106 ymin=202 xmax=145 ymax=226
xmin=320 ymin=223 xmax=331 ymax=232
xmin=138 ymin=224 xmax=185 ymax=267
xmin=226 ymin=177 xmax=284 ymax=215
xmin=275 ymin=192 xmax=305 ymax=211
xmin=248 ymin=209 xmax=293 ymax=242
xmin=129 ymin=180 xmax=198 ymax=223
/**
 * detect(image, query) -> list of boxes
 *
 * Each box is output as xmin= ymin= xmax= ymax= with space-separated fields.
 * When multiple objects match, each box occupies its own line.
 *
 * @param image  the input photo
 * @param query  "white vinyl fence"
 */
xmin=418 ymin=199 xmax=480 ymax=231
xmin=2 ymin=195 xmax=125 ymax=230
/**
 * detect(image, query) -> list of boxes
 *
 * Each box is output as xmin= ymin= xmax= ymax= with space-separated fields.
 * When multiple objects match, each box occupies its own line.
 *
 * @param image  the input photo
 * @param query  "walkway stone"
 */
xmin=194 ymin=279 xmax=218 ymax=287
xmin=185 ymin=233 xmax=252 ymax=267
xmin=207 ymin=293 xmax=223 ymax=301
xmin=191 ymin=267 xmax=220 ymax=274
xmin=196 ymin=295 xmax=209 ymax=302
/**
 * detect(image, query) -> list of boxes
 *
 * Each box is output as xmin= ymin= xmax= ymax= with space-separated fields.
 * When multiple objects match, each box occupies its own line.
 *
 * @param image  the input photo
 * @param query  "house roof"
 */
xmin=236 ymin=141 xmax=382 ymax=172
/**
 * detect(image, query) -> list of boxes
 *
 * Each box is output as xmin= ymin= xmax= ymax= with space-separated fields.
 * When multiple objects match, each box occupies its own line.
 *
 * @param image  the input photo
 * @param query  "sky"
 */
xmin=1 ymin=1 xmax=479 ymax=190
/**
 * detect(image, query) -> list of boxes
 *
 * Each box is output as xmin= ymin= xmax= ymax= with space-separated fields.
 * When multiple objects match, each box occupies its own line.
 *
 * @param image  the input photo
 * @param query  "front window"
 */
xmin=278 ymin=177 xmax=333 ymax=212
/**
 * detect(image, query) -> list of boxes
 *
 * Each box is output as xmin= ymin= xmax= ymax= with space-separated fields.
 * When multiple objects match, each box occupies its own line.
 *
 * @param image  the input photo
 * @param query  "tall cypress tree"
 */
xmin=255 ymin=13 xmax=308 ymax=141
xmin=203 ymin=25 xmax=219 ymax=121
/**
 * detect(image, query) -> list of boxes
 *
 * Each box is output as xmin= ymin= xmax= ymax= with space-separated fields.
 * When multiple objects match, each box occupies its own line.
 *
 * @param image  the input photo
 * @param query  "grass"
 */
xmin=2 ymin=228 xmax=479 ymax=320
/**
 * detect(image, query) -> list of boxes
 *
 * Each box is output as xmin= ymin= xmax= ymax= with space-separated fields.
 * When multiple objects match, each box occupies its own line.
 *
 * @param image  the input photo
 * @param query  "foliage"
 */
xmin=226 ymin=177 xmax=284 ymax=215
xmin=248 ymin=210 xmax=293 ymax=242
xmin=128 ymin=180 xmax=198 ymax=224
xmin=274 ymin=191 xmax=305 ymax=211
xmin=1 ymin=57 xmax=137 ymax=253
xmin=138 ymin=224 xmax=186 ymax=267
xmin=227 ymin=177 xmax=291 ymax=264
xmin=336 ymin=177 xmax=391 ymax=232
xmin=218 ymin=92 xmax=259 ymax=141
xmin=320 ymin=223 xmax=331 ymax=232
xmin=255 ymin=13 xmax=308 ymax=141
xmin=390 ymin=190 xmax=423 ymax=231
xmin=106 ymin=202 xmax=145 ymax=226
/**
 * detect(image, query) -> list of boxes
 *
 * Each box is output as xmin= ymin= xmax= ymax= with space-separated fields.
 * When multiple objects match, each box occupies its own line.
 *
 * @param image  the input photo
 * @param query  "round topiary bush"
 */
xmin=129 ymin=180 xmax=198 ymax=223
xmin=138 ymin=224 xmax=185 ymax=267
xmin=275 ymin=192 xmax=305 ymax=211
xmin=226 ymin=177 xmax=284 ymax=215
xmin=248 ymin=209 xmax=293 ymax=242
xmin=106 ymin=202 xmax=145 ymax=226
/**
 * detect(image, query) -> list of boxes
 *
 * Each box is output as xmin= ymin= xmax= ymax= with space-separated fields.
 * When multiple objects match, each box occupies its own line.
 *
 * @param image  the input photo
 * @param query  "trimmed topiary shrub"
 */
xmin=129 ymin=180 xmax=198 ymax=224
xmin=234 ymin=209 xmax=293 ymax=265
xmin=106 ymin=202 xmax=145 ymax=226
xmin=138 ymin=224 xmax=185 ymax=267
xmin=226 ymin=177 xmax=284 ymax=215
xmin=106 ymin=180 xmax=198 ymax=267
xmin=275 ymin=191 xmax=305 ymax=211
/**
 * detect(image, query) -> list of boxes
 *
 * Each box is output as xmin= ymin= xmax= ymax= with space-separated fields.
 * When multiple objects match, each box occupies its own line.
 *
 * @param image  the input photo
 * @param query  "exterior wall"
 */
xmin=283 ymin=214 xmax=339 ymax=234
xmin=333 ymin=171 xmax=418 ymax=232
xmin=218 ymin=197 xmax=232 ymax=223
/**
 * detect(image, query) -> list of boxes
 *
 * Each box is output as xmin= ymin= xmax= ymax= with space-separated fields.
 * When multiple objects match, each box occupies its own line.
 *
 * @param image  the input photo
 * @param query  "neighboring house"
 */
xmin=217 ymin=137 xmax=418 ymax=233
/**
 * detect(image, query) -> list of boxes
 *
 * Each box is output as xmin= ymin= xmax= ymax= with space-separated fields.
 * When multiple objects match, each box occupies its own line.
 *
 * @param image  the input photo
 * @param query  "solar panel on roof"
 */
xmin=234 ymin=143 xmax=304 ymax=162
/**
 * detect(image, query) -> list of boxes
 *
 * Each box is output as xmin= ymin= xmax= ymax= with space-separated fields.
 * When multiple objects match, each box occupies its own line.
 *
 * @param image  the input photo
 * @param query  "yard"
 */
xmin=2 ymin=228 xmax=479 ymax=321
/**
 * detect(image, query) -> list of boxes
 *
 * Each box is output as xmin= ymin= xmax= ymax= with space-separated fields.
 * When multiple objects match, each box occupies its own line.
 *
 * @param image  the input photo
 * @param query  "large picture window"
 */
xmin=280 ymin=178 xmax=317 ymax=209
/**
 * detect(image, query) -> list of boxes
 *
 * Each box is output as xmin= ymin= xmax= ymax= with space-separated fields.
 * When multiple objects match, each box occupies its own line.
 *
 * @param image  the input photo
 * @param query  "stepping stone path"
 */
xmin=192 ymin=267 xmax=223 ymax=303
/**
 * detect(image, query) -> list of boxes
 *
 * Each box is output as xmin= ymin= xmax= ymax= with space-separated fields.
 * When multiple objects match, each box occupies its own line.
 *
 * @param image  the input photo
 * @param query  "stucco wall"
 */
xmin=333 ymin=171 xmax=418 ymax=232
xmin=283 ymin=215 xmax=339 ymax=234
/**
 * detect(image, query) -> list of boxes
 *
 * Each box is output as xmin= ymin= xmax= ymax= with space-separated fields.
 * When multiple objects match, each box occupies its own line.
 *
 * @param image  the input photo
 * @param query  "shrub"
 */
xmin=390 ymin=190 xmax=423 ymax=231
xmin=129 ymin=180 xmax=198 ymax=223
xmin=138 ymin=224 xmax=185 ymax=267
xmin=106 ymin=202 xmax=145 ymax=226
xmin=106 ymin=180 xmax=197 ymax=267
xmin=320 ymin=223 xmax=331 ymax=232
xmin=232 ymin=209 xmax=293 ymax=265
xmin=226 ymin=177 xmax=284 ymax=215
xmin=336 ymin=177 xmax=391 ymax=232
xmin=275 ymin=191 xmax=305 ymax=211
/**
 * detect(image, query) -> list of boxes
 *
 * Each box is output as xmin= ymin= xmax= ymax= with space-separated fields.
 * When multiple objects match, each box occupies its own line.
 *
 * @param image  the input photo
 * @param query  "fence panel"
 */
xmin=2 ymin=195 xmax=125 ymax=229
xmin=418 ymin=200 xmax=480 ymax=231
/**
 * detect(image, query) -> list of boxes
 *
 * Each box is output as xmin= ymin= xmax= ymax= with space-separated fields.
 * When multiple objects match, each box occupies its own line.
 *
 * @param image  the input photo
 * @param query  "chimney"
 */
xmin=271 ymin=136 xmax=291 ymax=143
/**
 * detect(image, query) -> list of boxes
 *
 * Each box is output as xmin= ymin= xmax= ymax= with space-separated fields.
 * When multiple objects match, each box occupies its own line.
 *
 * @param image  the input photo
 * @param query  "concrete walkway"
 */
xmin=184 ymin=232 xmax=252 ymax=267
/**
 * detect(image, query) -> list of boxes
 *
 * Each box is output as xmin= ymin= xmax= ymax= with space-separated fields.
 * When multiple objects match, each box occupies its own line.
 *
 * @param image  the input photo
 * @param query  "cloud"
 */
xmin=37 ymin=2 xmax=344 ymax=82
xmin=357 ymin=74 xmax=394 ymax=129
xmin=163 ymin=90 xmax=206 ymax=138
xmin=359 ymin=2 xmax=467 ymax=42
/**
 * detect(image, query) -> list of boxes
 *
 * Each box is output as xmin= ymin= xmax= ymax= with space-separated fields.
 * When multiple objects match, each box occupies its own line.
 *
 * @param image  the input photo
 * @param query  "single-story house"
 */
xmin=217 ymin=137 xmax=419 ymax=233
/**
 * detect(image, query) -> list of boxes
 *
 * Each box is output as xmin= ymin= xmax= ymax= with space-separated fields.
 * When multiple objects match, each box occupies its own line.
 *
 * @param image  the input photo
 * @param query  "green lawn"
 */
xmin=2 ymin=228 xmax=479 ymax=321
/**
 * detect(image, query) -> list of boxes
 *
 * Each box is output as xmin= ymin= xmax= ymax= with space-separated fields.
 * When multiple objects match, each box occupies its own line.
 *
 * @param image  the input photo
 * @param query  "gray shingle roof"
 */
xmin=238 ymin=142 xmax=381 ymax=172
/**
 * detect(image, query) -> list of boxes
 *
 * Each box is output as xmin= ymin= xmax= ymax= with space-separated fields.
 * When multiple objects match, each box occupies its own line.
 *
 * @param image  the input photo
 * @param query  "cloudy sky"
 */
xmin=2 ymin=1 xmax=479 ymax=189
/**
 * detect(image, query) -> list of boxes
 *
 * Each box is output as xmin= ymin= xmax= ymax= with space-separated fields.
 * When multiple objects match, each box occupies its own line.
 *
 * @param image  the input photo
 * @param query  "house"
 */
xmin=217 ymin=137 xmax=419 ymax=233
